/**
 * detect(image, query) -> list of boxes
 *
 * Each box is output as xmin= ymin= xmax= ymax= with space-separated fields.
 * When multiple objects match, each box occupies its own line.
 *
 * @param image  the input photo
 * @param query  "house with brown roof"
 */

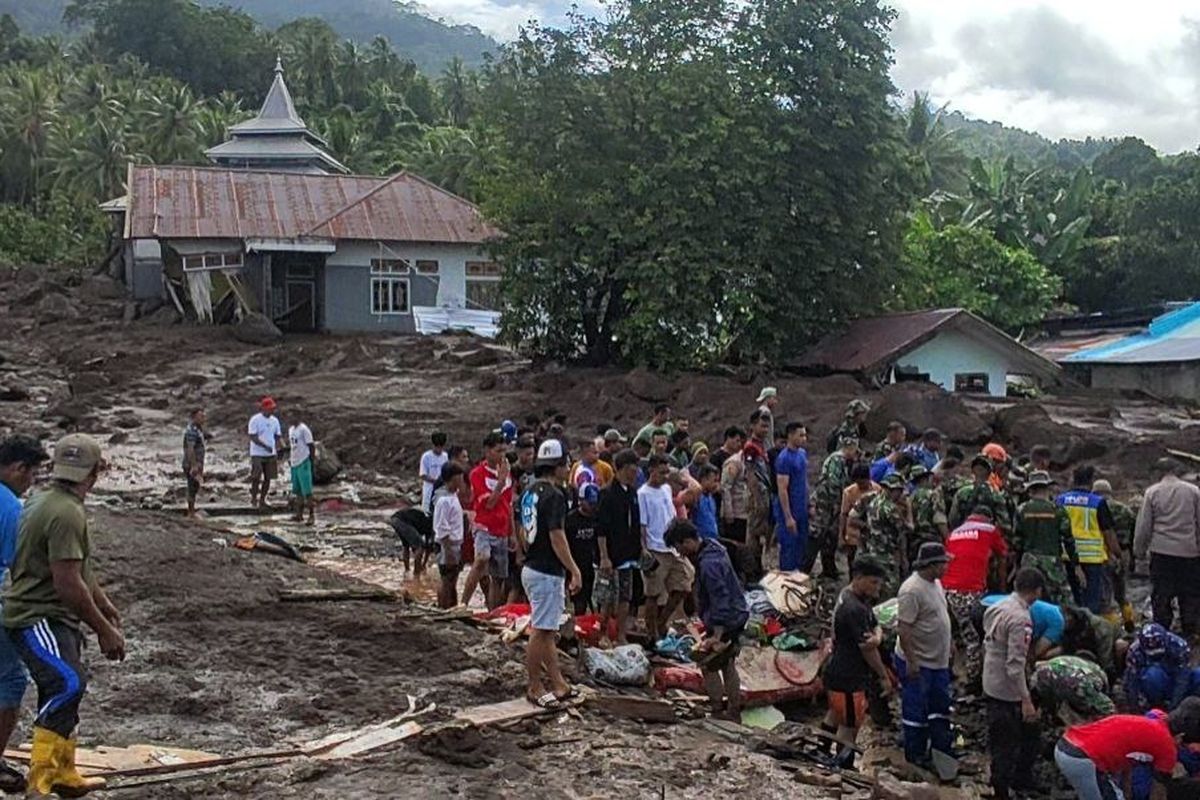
xmin=107 ymin=63 xmax=500 ymax=334
xmin=792 ymin=309 xmax=1062 ymax=397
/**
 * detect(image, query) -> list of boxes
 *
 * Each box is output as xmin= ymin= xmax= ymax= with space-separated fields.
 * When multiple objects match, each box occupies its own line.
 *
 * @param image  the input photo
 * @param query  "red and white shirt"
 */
xmin=942 ymin=515 xmax=1007 ymax=593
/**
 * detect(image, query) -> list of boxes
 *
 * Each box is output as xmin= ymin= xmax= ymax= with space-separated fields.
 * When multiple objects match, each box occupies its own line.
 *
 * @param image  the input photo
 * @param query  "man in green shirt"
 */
xmin=1013 ymin=471 xmax=1079 ymax=605
xmin=6 ymin=434 xmax=124 ymax=797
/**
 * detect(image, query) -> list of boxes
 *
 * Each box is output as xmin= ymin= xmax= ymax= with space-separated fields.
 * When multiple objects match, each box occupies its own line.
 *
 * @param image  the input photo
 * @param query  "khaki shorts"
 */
xmin=642 ymin=550 xmax=695 ymax=606
xmin=250 ymin=456 xmax=278 ymax=481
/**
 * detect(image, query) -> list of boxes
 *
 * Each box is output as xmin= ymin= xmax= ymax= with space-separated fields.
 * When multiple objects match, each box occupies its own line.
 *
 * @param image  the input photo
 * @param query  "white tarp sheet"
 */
xmin=412 ymin=306 xmax=500 ymax=338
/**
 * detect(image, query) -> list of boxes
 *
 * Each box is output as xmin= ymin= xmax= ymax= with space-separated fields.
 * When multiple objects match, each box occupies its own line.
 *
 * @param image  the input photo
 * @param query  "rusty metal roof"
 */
xmin=125 ymin=164 xmax=499 ymax=244
xmin=793 ymin=308 xmax=1061 ymax=379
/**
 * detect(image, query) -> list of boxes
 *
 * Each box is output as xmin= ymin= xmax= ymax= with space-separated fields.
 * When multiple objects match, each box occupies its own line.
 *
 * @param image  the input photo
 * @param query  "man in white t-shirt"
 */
xmin=419 ymin=431 xmax=449 ymax=512
xmin=247 ymin=396 xmax=283 ymax=510
xmin=288 ymin=417 xmax=316 ymax=526
xmin=637 ymin=454 xmax=695 ymax=642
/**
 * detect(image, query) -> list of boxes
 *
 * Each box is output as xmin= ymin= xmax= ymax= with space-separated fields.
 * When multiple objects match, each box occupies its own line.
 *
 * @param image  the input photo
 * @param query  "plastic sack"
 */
xmin=582 ymin=644 xmax=651 ymax=686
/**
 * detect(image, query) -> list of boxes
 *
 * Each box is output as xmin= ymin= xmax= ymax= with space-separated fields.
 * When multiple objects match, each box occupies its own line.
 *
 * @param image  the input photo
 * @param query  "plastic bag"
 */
xmin=582 ymin=644 xmax=651 ymax=686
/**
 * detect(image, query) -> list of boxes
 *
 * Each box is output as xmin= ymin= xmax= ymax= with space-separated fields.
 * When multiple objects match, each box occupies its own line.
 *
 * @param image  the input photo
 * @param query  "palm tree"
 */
xmin=0 ymin=69 xmax=60 ymax=206
xmin=904 ymin=91 xmax=967 ymax=195
xmin=139 ymin=83 xmax=205 ymax=163
xmin=438 ymin=57 xmax=476 ymax=127
xmin=196 ymin=91 xmax=247 ymax=149
xmin=49 ymin=112 xmax=140 ymax=202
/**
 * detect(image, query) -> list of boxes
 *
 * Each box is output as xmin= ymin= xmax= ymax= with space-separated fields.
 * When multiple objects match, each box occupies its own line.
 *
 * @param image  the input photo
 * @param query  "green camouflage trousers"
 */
xmin=946 ymin=590 xmax=983 ymax=687
xmin=1020 ymin=552 xmax=1073 ymax=605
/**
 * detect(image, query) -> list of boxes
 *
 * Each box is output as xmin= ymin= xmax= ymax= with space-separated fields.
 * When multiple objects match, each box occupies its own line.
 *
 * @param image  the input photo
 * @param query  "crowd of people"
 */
xmin=0 ymin=381 xmax=1197 ymax=797
xmin=402 ymin=388 xmax=1200 ymax=799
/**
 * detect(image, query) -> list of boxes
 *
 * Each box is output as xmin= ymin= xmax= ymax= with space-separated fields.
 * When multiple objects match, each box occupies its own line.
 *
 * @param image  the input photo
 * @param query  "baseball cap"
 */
xmin=580 ymin=483 xmax=600 ymax=505
xmin=52 ymin=434 xmax=104 ymax=482
xmin=756 ymin=387 xmax=778 ymax=403
xmin=260 ymin=396 xmax=277 ymax=411
xmin=536 ymin=439 xmax=567 ymax=466
xmin=881 ymin=473 xmax=905 ymax=489
xmin=603 ymin=428 xmax=627 ymax=444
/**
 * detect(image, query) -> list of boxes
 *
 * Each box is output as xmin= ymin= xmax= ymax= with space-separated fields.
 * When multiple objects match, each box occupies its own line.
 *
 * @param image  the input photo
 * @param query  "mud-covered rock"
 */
xmin=313 ymin=445 xmax=342 ymax=485
xmin=81 ymin=275 xmax=126 ymax=300
xmin=992 ymin=402 xmax=1107 ymax=466
xmin=0 ymin=382 xmax=29 ymax=402
xmin=35 ymin=291 xmax=79 ymax=321
xmin=233 ymin=313 xmax=283 ymax=345
xmin=623 ymin=366 xmax=672 ymax=403
xmin=864 ymin=383 xmax=992 ymax=444
xmin=70 ymin=372 xmax=112 ymax=395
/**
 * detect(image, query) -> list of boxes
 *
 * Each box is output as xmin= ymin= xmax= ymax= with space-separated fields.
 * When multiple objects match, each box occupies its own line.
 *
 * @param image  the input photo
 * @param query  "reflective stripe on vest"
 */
xmin=1056 ymin=491 xmax=1107 ymax=564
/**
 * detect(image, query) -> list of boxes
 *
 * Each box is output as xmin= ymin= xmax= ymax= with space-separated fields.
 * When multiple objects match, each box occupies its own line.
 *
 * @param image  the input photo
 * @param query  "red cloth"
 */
xmin=1065 ymin=715 xmax=1178 ymax=774
xmin=941 ymin=516 xmax=1007 ymax=593
xmin=470 ymin=461 xmax=513 ymax=537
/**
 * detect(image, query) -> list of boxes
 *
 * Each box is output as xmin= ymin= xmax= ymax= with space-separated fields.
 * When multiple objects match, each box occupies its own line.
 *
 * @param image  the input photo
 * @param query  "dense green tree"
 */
xmin=904 ymin=91 xmax=967 ymax=194
xmin=893 ymin=211 xmax=1061 ymax=330
xmin=1092 ymin=136 xmax=1162 ymax=190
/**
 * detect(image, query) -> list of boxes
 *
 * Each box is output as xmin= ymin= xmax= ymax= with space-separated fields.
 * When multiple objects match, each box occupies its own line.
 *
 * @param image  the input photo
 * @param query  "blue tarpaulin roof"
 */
xmin=1065 ymin=302 xmax=1200 ymax=364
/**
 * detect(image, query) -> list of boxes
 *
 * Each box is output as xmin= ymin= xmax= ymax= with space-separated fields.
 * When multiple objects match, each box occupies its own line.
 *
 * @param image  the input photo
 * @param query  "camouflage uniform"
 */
xmin=932 ymin=475 xmax=967 ymax=535
xmin=809 ymin=451 xmax=853 ymax=576
xmin=1032 ymin=656 xmax=1114 ymax=719
xmin=949 ymin=480 xmax=1011 ymax=536
xmin=908 ymin=483 xmax=940 ymax=565
xmin=872 ymin=439 xmax=902 ymax=461
xmin=1014 ymin=496 xmax=1078 ymax=605
xmin=1108 ymin=499 xmax=1137 ymax=564
xmin=860 ymin=481 xmax=912 ymax=599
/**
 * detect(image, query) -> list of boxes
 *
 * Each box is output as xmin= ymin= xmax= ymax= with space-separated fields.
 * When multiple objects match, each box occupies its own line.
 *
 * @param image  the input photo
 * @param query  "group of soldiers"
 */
xmin=810 ymin=400 xmax=1136 ymax=615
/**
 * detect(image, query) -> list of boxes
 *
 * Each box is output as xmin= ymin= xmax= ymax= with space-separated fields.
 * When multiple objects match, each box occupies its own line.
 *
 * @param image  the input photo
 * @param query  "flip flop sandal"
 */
xmin=528 ymin=692 xmax=565 ymax=710
xmin=554 ymin=686 xmax=581 ymax=702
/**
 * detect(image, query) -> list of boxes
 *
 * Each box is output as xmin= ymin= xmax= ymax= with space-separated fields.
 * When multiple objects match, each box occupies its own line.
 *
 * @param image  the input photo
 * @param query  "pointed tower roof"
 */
xmin=206 ymin=58 xmax=347 ymax=174
xmin=228 ymin=57 xmax=310 ymax=136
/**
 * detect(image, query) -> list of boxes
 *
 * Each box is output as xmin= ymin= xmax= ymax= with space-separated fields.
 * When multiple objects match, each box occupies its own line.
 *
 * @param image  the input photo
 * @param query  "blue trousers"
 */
xmin=1136 ymin=664 xmax=1200 ymax=709
xmin=774 ymin=498 xmax=808 ymax=572
xmin=1073 ymin=563 xmax=1109 ymax=614
xmin=894 ymin=655 xmax=953 ymax=764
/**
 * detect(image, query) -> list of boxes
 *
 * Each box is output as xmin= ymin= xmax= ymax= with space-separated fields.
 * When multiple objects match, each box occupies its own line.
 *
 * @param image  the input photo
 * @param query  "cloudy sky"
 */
xmin=423 ymin=0 xmax=1200 ymax=154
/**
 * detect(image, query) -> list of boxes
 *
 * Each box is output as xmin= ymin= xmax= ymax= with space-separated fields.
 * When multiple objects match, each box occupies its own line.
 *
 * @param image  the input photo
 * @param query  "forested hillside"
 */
xmin=0 ymin=0 xmax=1198 ymax=368
xmin=0 ymin=0 xmax=495 ymax=70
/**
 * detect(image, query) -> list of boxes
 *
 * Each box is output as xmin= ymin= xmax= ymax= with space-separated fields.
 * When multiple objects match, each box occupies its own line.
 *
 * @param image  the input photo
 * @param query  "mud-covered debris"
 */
xmin=0 ymin=382 xmax=29 ymax=402
xmin=233 ymin=312 xmax=283 ymax=345
xmin=865 ymin=383 xmax=992 ymax=444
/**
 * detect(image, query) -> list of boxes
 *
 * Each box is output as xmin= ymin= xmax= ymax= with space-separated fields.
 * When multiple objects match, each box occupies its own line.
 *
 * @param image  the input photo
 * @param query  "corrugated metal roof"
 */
xmin=793 ymin=307 xmax=1061 ymax=380
xmin=125 ymin=164 xmax=499 ymax=244
xmin=1065 ymin=302 xmax=1200 ymax=364
xmin=793 ymin=308 xmax=964 ymax=372
xmin=1029 ymin=329 xmax=1141 ymax=362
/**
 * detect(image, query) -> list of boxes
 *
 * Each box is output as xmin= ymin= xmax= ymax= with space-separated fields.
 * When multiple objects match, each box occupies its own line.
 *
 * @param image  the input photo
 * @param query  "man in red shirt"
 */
xmin=1055 ymin=699 xmax=1200 ymax=800
xmin=943 ymin=506 xmax=1007 ymax=689
xmin=461 ymin=432 xmax=514 ymax=610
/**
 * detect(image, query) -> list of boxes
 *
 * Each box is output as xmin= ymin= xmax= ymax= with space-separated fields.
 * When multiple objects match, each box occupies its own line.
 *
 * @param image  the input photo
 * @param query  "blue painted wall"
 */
xmin=322 ymin=263 xmax=439 ymax=333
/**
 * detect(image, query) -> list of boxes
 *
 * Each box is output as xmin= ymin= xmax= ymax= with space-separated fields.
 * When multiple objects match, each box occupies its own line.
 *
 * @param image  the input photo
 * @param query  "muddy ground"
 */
xmin=0 ymin=265 xmax=1197 ymax=797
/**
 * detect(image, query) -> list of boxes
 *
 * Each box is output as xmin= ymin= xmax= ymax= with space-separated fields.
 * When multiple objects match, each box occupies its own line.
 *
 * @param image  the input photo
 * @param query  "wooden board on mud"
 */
xmin=5 ymin=743 xmax=224 ymax=776
xmin=455 ymin=692 xmax=588 ymax=727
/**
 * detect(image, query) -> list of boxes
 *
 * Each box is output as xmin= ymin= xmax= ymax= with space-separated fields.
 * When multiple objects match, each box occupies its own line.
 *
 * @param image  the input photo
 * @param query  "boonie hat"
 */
xmin=536 ymin=439 xmax=567 ymax=467
xmin=52 ymin=434 xmax=103 ymax=483
xmin=912 ymin=542 xmax=953 ymax=569
xmin=881 ymin=473 xmax=905 ymax=490
xmin=1026 ymin=470 xmax=1054 ymax=490
xmin=971 ymin=453 xmax=993 ymax=471
xmin=908 ymin=465 xmax=931 ymax=482
xmin=847 ymin=399 xmax=871 ymax=415
xmin=756 ymin=387 xmax=778 ymax=403
xmin=839 ymin=435 xmax=860 ymax=450
xmin=604 ymin=428 xmax=627 ymax=444
xmin=1092 ymin=479 xmax=1114 ymax=496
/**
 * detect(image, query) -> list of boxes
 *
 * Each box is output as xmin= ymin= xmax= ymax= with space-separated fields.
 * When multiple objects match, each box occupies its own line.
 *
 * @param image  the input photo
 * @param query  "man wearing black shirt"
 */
xmin=565 ymin=484 xmax=600 ymax=616
xmin=518 ymin=439 xmax=581 ymax=710
xmin=821 ymin=556 xmax=895 ymax=765
xmin=596 ymin=449 xmax=642 ymax=644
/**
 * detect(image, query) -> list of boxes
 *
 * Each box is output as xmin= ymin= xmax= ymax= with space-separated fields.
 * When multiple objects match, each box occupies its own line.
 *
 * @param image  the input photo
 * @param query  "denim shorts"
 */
xmin=522 ymin=566 xmax=566 ymax=631
xmin=473 ymin=531 xmax=510 ymax=578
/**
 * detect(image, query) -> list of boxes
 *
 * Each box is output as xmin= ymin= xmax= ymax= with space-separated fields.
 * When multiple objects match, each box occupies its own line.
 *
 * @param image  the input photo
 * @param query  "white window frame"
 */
xmin=182 ymin=252 xmax=244 ymax=272
xmin=370 ymin=259 xmax=410 ymax=316
xmin=465 ymin=260 xmax=502 ymax=310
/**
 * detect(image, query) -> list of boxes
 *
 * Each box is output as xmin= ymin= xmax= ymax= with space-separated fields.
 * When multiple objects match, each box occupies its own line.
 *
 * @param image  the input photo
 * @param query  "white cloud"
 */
xmin=889 ymin=0 xmax=1200 ymax=152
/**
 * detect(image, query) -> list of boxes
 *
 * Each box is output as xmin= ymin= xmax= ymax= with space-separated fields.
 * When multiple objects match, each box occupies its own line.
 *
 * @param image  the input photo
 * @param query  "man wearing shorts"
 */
xmin=288 ymin=416 xmax=316 ymax=526
xmin=821 ymin=556 xmax=894 ymax=768
xmin=596 ymin=448 xmax=642 ymax=644
xmin=519 ymin=439 xmax=582 ymax=710
xmin=432 ymin=463 xmax=466 ymax=609
xmin=247 ymin=397 xmax=282 ymax=509
xmin=462 ymin=432 xmax=514 ymax=610
xmin=0 ymin=435 xmax=48 ymax=791
xmin=638 ymin=454 xmax=694 ymax=642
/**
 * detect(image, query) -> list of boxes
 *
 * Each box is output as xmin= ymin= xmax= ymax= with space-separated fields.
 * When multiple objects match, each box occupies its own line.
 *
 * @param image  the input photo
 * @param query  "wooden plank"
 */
xmin=314 ymin=722 xmax=422 ymax=760
xmin=454 ymin=693 xmax=587 ymax=727
xmin=1168 ymin=448 xmax=1200 ymax=465
xmin=279 ymin=588 xmax=398 ymax=603
xmin=589 ymin=694 xmax=678 ymax=723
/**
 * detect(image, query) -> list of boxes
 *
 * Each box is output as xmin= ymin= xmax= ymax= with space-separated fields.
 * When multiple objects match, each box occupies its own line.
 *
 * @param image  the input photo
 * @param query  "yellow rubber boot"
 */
xmin=25 ymin=727 xmax=58 ymax=797
xmin=50 ymin=735 xmax=106 ymax=797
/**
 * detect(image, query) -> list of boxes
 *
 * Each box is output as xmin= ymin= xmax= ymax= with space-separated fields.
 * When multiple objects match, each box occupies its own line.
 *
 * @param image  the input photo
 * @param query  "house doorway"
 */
xmin=272 ymin=253 xmax=324 ymax=333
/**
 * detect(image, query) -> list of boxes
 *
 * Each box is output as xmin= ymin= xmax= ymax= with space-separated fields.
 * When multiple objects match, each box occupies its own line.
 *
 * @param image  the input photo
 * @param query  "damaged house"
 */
xmin=104 ymin=61 xmax=500 ymax=334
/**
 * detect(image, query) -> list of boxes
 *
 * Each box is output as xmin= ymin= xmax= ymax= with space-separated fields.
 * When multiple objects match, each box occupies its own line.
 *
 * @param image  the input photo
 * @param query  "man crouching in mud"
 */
xmin=5 ymin=434 xmax=125 ymax=798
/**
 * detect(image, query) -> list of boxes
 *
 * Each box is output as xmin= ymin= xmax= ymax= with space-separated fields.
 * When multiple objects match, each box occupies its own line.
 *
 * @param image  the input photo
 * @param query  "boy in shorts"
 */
xmin=432 ymin=463 xmax=466 ymax=609
xmin=821 ymin=556 xmax=895 ymax=766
